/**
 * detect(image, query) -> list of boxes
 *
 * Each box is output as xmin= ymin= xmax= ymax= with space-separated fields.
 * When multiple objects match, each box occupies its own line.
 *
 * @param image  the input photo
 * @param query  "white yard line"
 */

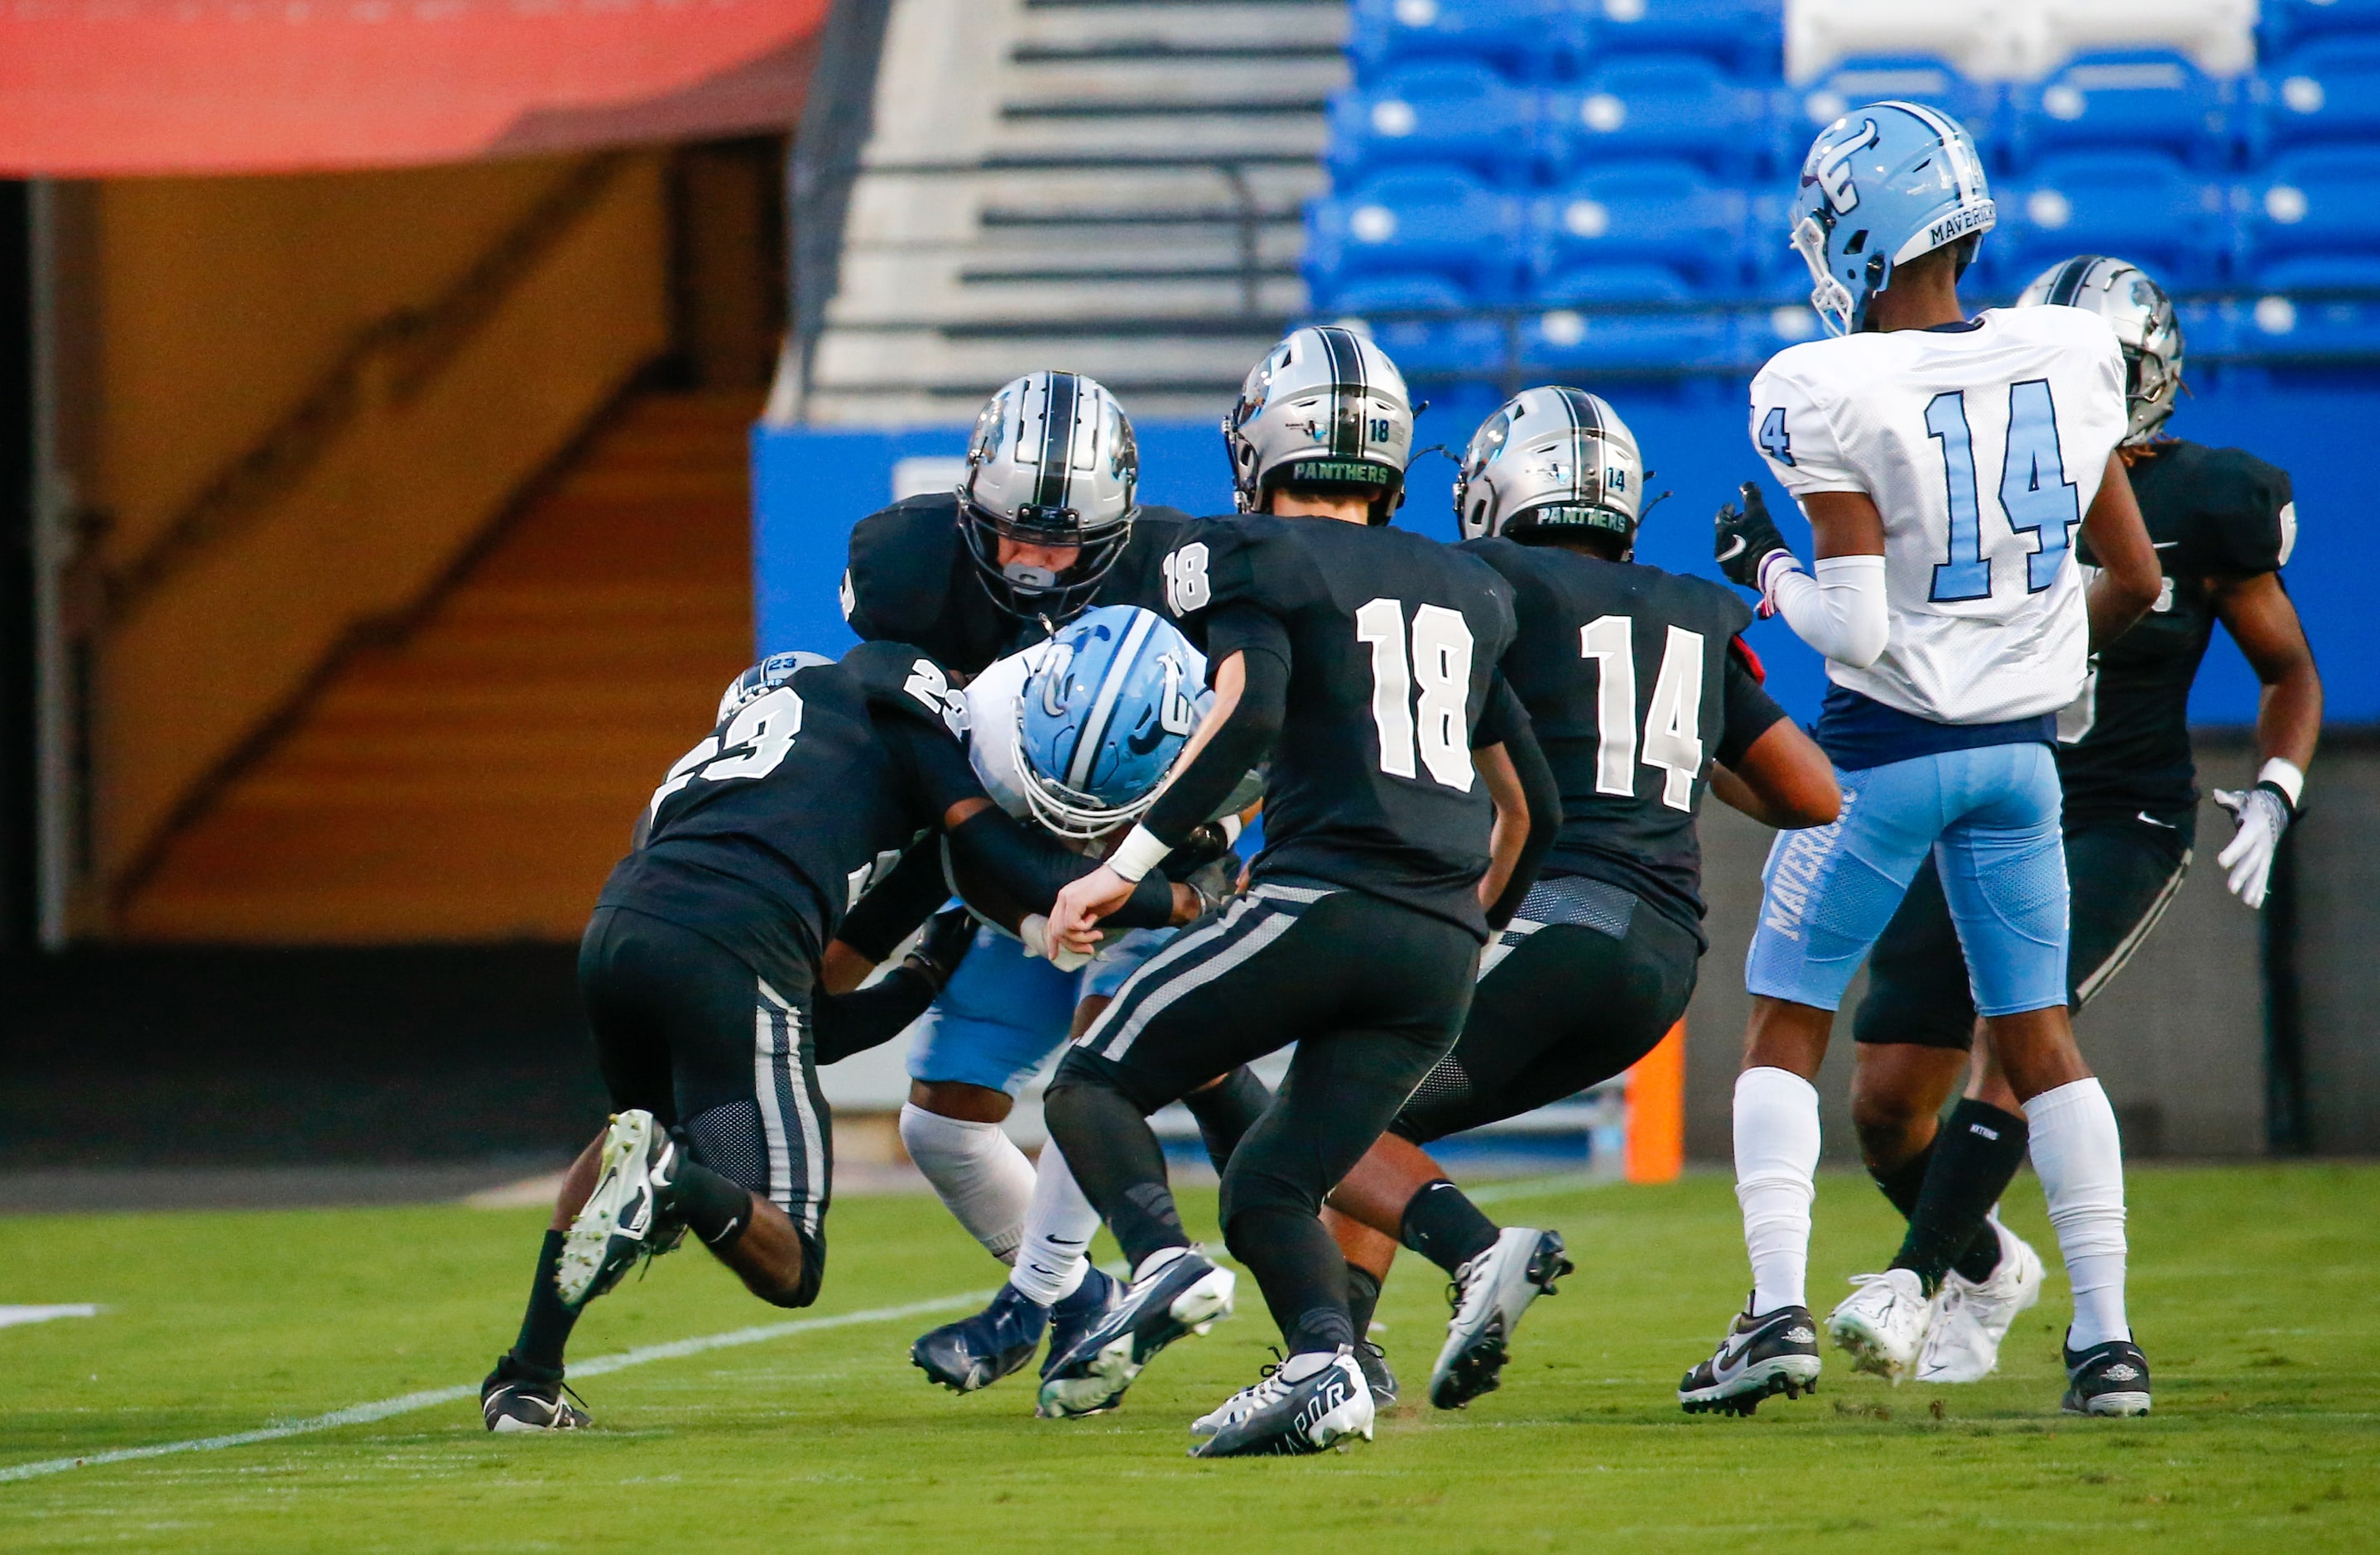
xmin=0 ymin=1288 xmax=995 ymax=1486
xmin=1466 ymin=1171 xmax=1614 ymax=1206
xmin=0 ymin=1305 xmax=100 ymax=1330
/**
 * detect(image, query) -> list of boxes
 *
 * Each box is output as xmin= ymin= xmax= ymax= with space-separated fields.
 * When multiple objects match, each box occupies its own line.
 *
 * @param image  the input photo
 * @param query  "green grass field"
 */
xmin=2 ymin=1163 xmax=2373 ymax=1553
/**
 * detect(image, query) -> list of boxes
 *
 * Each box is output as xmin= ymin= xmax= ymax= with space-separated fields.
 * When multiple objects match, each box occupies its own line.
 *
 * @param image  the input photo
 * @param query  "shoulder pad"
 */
xmin=840 ymin=641 xmax=969 ymax=738
xmin=2172 ymin=445 xmax=2293 ymax=576
xmin=844 ymin=494 xmax=963 ymax=642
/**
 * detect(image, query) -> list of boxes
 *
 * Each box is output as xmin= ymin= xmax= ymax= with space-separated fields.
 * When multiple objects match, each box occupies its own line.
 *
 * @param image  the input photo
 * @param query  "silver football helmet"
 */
xmin=2016 ymin=255 xmax=2184 ymax=446
xmin=959 ymin=371 xmax=1141 ymax=619
xmin=1454 ymin=387 xmax=1645 ymax=552
xmin=717 ymin=651 xmax=832 ymax=724
xmin=1221 ymin=325 xmax=1413 ymax=522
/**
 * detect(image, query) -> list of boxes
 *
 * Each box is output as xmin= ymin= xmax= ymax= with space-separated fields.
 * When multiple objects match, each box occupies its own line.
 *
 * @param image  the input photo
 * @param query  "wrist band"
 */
xmin=1756 ymin=550 xmax=1802 ymax=599
xmin=2257 ymin=757 xmax=2305 ymax=811
xmin=1106 ymin=825 xmax=1172 ymax=883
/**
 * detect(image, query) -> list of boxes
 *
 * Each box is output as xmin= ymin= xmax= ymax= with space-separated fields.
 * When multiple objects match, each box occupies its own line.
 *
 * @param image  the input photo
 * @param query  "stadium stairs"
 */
xmin=796 ymin=0 xmax=1348 ymax=423
xmin=113 ymin=388 xmax=760 ymax=944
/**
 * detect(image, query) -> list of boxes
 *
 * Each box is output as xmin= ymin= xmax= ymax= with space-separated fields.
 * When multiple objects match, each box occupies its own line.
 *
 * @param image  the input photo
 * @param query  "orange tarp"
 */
xmin=0 ymin=0 xmax=829 ymax=176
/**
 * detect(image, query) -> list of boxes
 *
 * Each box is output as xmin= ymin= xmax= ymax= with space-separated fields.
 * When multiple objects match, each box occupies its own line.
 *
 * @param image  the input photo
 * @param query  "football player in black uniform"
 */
xmin=836 ymin=370 xmax=1277 ymax=1369
xmin=1835 ymin=257 xmax=2323 ymax=1389
xmin=477 ymin=644 xmax=1201 ymax=1432
xmin=1316 ymin=388 xmax=1842 ymax=1413
xmin=1029 ymin=325 xmax=1562 ymax=1456
xmin=839 ymin=369 xmax=1206 ymax=675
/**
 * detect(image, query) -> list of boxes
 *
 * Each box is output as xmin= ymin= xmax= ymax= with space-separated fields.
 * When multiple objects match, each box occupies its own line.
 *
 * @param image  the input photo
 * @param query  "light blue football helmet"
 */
xmin=717 ymin=651 xmax=833 ymax=724
xmin=1016 ymin=605 xmax=1207 ymax=840
xmin=1791 ymin=100 xmax=1995 ymax=337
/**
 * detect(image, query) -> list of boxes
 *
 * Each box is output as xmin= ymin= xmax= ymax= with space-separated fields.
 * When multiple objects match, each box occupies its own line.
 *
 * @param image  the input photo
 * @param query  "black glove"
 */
xmin=900 ymin=905 xmax=979 ymax=993
xmin=1714 ymin=480 xmax=1791 ymax=593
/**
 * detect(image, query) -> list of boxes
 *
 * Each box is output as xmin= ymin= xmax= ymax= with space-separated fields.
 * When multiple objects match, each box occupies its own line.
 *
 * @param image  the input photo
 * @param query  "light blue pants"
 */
xmin=1745 ymin=743 xmax=2069 ymax=1017
xmin=906 ymin=926 xmax=1174 ymax=1095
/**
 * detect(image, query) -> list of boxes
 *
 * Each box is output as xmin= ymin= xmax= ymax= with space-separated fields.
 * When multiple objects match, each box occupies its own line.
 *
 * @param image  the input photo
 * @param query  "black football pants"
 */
xmin=1046 ymin=883 xmax=1478 ymax=1356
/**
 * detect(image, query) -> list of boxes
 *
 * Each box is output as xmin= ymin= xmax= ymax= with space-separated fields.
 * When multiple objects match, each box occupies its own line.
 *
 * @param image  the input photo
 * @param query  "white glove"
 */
xmin=2212 ymin=784 xmax=2293 ymax=909
xmin=1019 ymin=912 xmax=1094 ymax=972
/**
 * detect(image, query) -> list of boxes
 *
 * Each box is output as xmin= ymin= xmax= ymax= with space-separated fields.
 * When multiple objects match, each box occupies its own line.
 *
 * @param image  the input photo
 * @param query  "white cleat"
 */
xmin=1190 ymin=1348 xmax=1374 ymax=1457
xmin=1916 ymin=1219 xmax=2046 ymax=1384
xmin=1827 ymin=1269 xmax=1932 ymax=1384
xmin=1429 ymin=1227 xmax=1572 ymax=1409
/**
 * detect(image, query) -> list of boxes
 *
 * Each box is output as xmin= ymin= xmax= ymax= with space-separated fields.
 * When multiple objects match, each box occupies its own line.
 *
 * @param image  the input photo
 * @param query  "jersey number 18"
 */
xmin=1356 ymin=598 xmax=1476 ymax=792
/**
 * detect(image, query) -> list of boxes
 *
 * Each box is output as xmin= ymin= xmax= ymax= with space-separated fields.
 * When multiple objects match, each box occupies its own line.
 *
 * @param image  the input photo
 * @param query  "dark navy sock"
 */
xmin=1344 ymin=1263 xmax=1384 ymax=1340
xmin=1399 ymin=1178 xmax=1499 ymax=1277
xmin=1892 ymin=1100 xmax=2031 ymax=1294
xmin=511 ymin=1230 xmax=580 ymax=1376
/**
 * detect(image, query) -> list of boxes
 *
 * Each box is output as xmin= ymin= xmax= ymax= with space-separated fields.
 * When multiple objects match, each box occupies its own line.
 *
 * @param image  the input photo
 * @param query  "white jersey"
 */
xmin=1750 ymin=306 xmax=2128 ymax=725
xmin=961 ymin=642 xmax=1053 ymax=825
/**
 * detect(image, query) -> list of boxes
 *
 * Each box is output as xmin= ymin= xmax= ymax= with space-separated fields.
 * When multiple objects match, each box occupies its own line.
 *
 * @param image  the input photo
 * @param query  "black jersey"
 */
xmin=1463 ymin=537 xmax=1786 ymax=946
xmin=842 ymin=493 xmax=1208 ymax=676
xmin=2060 ymin=441 xmax=2294 ymax=828
xmin=1158 ymin=515 xmax=1521 ymax=939
xmin=597 ymin=641 xmax=973 ymax=982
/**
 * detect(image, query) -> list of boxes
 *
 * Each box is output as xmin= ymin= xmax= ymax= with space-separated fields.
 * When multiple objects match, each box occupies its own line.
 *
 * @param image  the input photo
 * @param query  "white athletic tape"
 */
xmin=0 ymin=1288 xmax=995 ymax=1485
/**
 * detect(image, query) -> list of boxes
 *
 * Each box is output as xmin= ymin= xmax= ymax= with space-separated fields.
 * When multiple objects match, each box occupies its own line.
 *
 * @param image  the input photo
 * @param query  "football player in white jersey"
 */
xmin=1677 ymin=101 xmax=2166 ymax=1419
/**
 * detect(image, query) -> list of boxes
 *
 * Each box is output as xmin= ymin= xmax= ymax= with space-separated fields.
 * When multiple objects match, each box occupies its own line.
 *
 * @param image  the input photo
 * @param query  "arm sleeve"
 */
xmin=1715 ymin=639 xmax=1792 ymax=768
xmin=942 ymin=806 xmax=1179 ymax=930
xmin=1750 ymin=365 xmax=1863 ymax=497
xmin=1770 ymin=553 xmax=1888 ymax=667
xmin=834 ymin=839 xmax=950 ymax=964
xmin=1139 ymin=605 xmax=1290 ymax=846
xmin=811 ymin=968 xmax=940 ymax=1067
xmin=1484 ymin=704 xmax=1560 ymax=932
xmin=876 ymin=702 xmax=991 ymax=817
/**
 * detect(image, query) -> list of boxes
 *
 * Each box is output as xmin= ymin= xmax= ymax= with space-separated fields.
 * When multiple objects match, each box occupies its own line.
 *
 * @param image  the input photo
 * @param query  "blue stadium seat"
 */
xmin=1522 ymin=306 xmax=1738 ymax=373
xmin=1350 ymin=311 xmax=1511 ymax=380
xmin=1536 ymin=263 xmax=1700 ymax=306
xmin=1989 ymin=153 xmax=2230 ymax=291
xmin=1326 ymin=274 xmax=1475 ymax=313
xmin=1580 ymin=0 xmax=1785 ymax=76
xmin=1737 ymin=301 xmax=1832 ymax=362
xmin=1349 ymin=0 xmax=1584 ymax=85
xmin=2258 ymin=39 xmax=2380 ymax=157
xmin=2261 ymin=0 xmax=2380 ymax=61
xmin=1305 ymin=169 xmax=1528 ymax=308
xmin=2229 ymin=291 xmax=2380 ymax=358
xmin=1530 ymin=161 xmax=1748 ymax=296
xmin=1546 ymin=55 xmax=1782 ymax=181
xmin=1792 ymin=56 xmax=2002 ymax=172
xmin=1327 ymin=62 xmax=1541 ymax=189
xmin=2007 ymin=51 xmax=2234 ymax=172
xmin=2242 ymin=149 xmax=2380 ymax=289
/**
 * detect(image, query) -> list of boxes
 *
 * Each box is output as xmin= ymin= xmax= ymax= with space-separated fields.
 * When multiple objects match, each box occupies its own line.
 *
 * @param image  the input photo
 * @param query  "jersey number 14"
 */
xmin=1926 ymin=378 xmax=2080 ymax=604
xmin=1582 ymin=617 xmax=1705 ymax=813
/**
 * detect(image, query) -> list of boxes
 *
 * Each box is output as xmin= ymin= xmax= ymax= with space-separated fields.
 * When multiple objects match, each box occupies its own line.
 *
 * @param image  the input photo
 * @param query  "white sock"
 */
xmin=1007 ymin=1139 xmax=1100 ymax=1307
xmin=2026 ymin=1078 xmax=2131 ymax=1350
xmin=1734 ymin=1066 xmax=1821 ymax=1317
xmin=899 ymin=1103 xmax=1036 ymax=1264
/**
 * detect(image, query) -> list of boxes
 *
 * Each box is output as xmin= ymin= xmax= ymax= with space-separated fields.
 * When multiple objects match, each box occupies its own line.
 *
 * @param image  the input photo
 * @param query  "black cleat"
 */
xmin=1036 ymin=1248 xmax=1234 ymax=1418
xmin=1190 ymin=1348 xmax=1374 ymax=1457
xmin=480 ymin=1355 xmax=589 ymax=1433
xmin=2061 ymin=1337 xmax=2152 ymax=1417
xmin=1041 ymin=1266 xmax=1122 ymax=1380
xmin=1430 ymin=1227 xmax=1573 ymax=1409
xmin=1679 ymin=1300 xmax=1822 ymax=1416
xmin=1356 ymin=1339 xmax=1399 ymax=1409
xmin=912 ymin=1285 xmax=1049 ymax=1394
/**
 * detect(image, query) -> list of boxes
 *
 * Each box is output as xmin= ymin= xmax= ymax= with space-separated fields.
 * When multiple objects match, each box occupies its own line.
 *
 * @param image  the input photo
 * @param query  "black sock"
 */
xmin=1398 ymin=1179 xmax=1500 ymax=1277
xmin=510 ymin=1230 xmax=580 ymax=1377
xmin=1344 ymin=1263 xmax=1384 ymax=1341
xmin=1871 ymin=1137 xmax=1935 ymax=1220
xmin=1181 ymin=1066 xmax=1272 ymax=1175
xmin=1892 ymin=1100 xmax=2030 ymax=1294
xmin=1227 ymin=1204 xmax=1356 ymax=1355
xmin=1045 ymin=1079 xmax=1185 ymax=1271
xmin=658 ymin=1152 xmax=755 ymax=1248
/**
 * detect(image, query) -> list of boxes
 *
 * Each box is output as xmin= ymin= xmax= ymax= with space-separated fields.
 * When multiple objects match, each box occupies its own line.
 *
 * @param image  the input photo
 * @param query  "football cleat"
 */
xmin=2061 ymin=1337 xmax=2152 ymax=1417
xmin=911 ymin=1285 xmax=1049 ymax=1394
xmin=1041 ymin=1265 xmax=1122 ymax=1379
xmin=1429 ymin=1226 xmax=1573 ymax=1409
xmin=1190 ymin=1348 xmax=1373 ymax=1457
xmin=1036 ymin=1247 xmax=1234 ymax=1419
xmin=480 ymin=1357 xmax=589 ymax=1433
xmin=555 ymin=1110 xmax=685 ymax=1312
xmin=1916 ymin=1219 xmax=2045 ymax=1384
xmin=1678 ymin=1301 xmax=1821 ymax=1415
xmin=1356 ymin=1339 xmax=1399 ymax=1410
xmin=1827 ymin=1269 xmax=1933 ymax=1384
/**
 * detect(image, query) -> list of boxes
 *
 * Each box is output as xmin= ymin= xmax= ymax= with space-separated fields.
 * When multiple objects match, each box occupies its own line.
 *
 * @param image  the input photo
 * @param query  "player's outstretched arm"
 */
xmin=2080 ymin=451 xmax=2162 ymax=647
xmin=2209 ymin=570 xmax=2323 ymax=908
xmin=1721 ymin=485 xmax=1889 ymax=669
xmin=1709 ymin=720 xmax=1839 ymax=830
